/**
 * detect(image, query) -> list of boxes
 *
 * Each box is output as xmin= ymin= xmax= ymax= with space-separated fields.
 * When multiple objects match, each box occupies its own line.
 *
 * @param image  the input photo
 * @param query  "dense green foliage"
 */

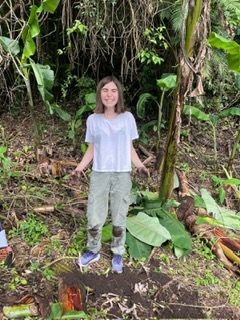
xmin=0 ymin=0 xmax=239 ymax=204
xmin=0 ymin=0 xmax=239 ymax=114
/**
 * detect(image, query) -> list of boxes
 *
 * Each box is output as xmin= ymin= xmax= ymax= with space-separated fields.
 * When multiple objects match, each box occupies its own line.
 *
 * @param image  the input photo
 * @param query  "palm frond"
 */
xmin=171 ymin=0 xmax=184 ymax=32
xmin=213 ymin=0 xmax=240 ymax=28
xmin=217 ymin=0 xmax=240 ymax=11
xmin=159 ymin=0 xmax=183 ymax=32
xmin=203 ymin=50 xmax=228 ymax=80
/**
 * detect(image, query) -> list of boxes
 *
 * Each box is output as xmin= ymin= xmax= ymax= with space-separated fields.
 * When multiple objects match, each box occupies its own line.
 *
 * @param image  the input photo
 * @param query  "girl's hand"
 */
xmin=70 ymin=169 xmax=82 ymax=184
xmin=137 ymin=166 xmax=150 ymax=178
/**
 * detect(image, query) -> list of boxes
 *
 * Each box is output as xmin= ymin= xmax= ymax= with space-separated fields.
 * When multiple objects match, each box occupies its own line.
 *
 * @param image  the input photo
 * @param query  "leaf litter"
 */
xmin=0 ymin=113 xmax=240 ymax=319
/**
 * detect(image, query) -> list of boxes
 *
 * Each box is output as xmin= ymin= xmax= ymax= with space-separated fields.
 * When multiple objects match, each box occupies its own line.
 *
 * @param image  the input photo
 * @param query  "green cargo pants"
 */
xmin=86 ymin=171 xmax=132 ymax=255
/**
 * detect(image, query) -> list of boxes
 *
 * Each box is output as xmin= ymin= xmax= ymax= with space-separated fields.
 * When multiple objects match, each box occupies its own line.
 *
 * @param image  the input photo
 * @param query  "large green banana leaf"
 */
xmin=126 ymin=232 xmax=153 ymax=260
xmin=127 ymin=212 xmax=171 ymax=247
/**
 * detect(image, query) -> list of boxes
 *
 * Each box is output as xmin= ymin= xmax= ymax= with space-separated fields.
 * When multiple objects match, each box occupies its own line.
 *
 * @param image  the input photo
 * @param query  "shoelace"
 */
xmin=85 ymin=251 xmax=94 ymax=258
xmin=113 ymin=255 xmax=122 ymax=264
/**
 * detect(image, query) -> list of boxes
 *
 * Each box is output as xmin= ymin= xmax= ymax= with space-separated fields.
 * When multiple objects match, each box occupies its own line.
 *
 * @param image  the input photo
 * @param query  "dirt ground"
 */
xmin=0 ymin=112 xmax=239 ymax=319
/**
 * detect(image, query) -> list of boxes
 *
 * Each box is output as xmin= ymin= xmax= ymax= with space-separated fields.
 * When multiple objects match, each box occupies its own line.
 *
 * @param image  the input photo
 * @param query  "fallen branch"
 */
xmin=142 ymin=156 xmax=155 ymax=166
xmin=138 ymin=144 xmax=154 ymax=158
xmin=33 ymin=206 xmax=55 ymax=214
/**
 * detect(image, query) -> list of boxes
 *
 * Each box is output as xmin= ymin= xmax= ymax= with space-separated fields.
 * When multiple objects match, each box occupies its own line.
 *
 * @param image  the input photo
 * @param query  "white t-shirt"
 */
xmin=85 ymin=111 xmax=139 ymax=172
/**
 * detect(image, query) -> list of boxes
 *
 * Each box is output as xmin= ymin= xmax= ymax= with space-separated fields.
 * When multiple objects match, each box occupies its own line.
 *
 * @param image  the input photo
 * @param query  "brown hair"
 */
xmin=94 ymin=76 xmax=126 ymax=114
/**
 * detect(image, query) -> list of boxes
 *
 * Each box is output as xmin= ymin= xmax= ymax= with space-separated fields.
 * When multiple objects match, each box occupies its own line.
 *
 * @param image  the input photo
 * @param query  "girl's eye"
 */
xmin=102 ymin=89 xmax=118 ymax=93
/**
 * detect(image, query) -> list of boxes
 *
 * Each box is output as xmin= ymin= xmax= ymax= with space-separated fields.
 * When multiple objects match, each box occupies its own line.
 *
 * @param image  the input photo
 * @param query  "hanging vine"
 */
xmin=61 ymin=0 xmax=162 ymax=79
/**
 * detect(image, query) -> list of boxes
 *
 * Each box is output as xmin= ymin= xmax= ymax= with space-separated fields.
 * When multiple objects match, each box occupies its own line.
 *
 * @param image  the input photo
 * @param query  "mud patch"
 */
xmin=75 ymin=266 xmax=206 ymax=319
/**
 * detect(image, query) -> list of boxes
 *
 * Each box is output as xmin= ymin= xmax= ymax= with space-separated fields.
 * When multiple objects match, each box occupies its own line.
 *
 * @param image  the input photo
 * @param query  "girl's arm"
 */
xmin=73 ymin=143 xmax=94 ymax=173
xmin=131 ymin=144 xmax=144 ymax=168
xmin=131 ymin=143 xmax=149 ymax=176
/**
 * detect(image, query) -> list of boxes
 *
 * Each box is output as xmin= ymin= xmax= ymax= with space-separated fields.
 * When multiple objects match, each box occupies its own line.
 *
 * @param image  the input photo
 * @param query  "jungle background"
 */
xmin=0 ymin=0 xmax=240 ymax=319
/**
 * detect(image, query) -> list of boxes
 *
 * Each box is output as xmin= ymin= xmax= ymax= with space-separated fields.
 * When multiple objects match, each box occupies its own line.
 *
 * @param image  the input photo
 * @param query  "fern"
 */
xmin=218 ymin=0 xmax=240 ymax=11
xmin=213 ymin=0 xmax=240 ymax=28
xmin=159 ymin=0 xmax=183 ymax=33
xmin=203 ymin=50 xmax=228 ymax=81
xmin=172 ymin=0 xmax=186 ymax=32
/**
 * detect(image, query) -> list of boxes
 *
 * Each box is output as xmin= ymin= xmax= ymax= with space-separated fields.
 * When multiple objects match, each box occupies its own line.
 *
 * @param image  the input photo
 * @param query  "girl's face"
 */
xmin=100 ymin=81 xmax=119 ymax=111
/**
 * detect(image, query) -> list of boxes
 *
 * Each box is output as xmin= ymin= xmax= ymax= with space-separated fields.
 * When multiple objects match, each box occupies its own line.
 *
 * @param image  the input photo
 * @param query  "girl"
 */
xmin=72 ymin=76 xmax=148 ymax=273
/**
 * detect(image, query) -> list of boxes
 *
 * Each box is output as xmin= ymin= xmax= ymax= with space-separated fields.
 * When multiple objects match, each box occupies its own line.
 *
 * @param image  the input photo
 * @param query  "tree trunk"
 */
xmin=159 ymin=58 xmax=191 ymax=202
xmin=159 ymin=0 xmax=210 ymax=202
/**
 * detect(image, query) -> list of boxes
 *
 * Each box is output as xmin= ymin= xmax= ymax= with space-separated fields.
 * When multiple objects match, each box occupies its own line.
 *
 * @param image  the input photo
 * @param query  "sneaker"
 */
xmin=112 ymin=254 xmax=123 ymax=274
xmin=78 ymin=251 xmax=100 ymax=267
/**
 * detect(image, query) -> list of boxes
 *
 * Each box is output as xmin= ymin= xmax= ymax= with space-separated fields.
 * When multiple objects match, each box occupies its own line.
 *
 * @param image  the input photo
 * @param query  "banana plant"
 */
xmin=0 ymin=0 xmax=60 ymax=147
xmin=207 ymin=32 xmax=240 ymax=170
xmin=159 ymin=0 xmax=206 ymax=202
xmin=208 ymin=32 xmax=240 ymax=74
xmin=136 ymin=73 xmax=176 ymax=150
xmin=183 ymin=105 xmax=240 ymax=165
xmin=156 ymin=74 xmax=177 ymax=148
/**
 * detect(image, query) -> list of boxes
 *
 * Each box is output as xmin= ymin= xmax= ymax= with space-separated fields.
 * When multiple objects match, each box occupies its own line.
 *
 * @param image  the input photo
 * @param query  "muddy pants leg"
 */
xmin=86 ymin=172 xmax=110 ymax=253
xmin=109 ymin=172 xmax=132 ymax=255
